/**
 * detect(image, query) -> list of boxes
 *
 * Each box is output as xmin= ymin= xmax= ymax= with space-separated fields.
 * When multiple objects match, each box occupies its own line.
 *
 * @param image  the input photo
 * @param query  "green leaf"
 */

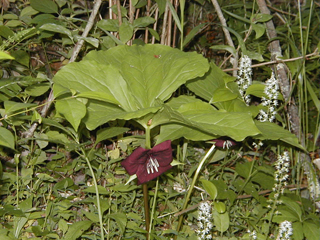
xmin=0 ymin=127 xmax=15 ymax=150
xmin=133 ymin=16 xmax=156 ymax=28
xmin=25 ymin=82 xmax=50 ymax=96
xmin=0 ymin=51 xmax=14 ymax=60
xmin=186 ymin=62 xmax=238 ymax=104
xmin=40 ymin=23 xmax=72 ymax=39
xmin=280 ymin=196 xmax=302 ymax=220
xmin=4 ymin=101 xmax=37 ymax=115
xmin=213 ymin=209 xmax=229 ymax=233
xmin=254 ymin=121 xmax=305 ymax=150
xmin=107 ymin=213 xmax=127 ymax=234
xmin=96 ymin=127 xmax=130 ymax=146
xmin=292 ymin=222 xmax=304 ymax=240
xmin=97 ymin=19 xmax=119 ymax=32
xmin=251 ymin=13 xmax=273 ymax=23
xmin=119 ymin=21 xmax=134 ymax=43
xmin=64 ymin=220 xmax=92 ymax=240
xmin=55 ymin=98 xmax=86 ymax=131
xmin=30 ymin=0 xmax=58 ymax=14
xmin=166 ymin=0 xmax=182 ymax=33
xmin=214 ymin=202 xmax=226 ymax=214
xmin=200 ymin=179 xmax=218 ymax=201
xmin=183 ymin=23 xmax=206 ymax=47
xmin=303 ymin=221 xmax=320 ymax=240
xmin=210 ymin=45 xmax=236 ymax=57
xmin=53 ymin=45 xmax=209 ymax=129
xmin=11 ymin=50 xmax=29 ymax=67
xmin=83 ymin=185 xmax=109 ymax=195
xmin=252 ymin=23 xmax=266 ymax=39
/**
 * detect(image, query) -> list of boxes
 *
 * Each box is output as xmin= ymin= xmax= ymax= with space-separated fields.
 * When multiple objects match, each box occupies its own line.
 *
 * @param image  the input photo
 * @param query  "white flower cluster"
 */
xmin=196 ymin=202 xmax=213 ymax=239
xmin=258 ymin=72 xmax=279 ymax=122
xmin=273 ymin=151 xmax=290 ymax=199
xmin=237 ymin=55 xmax=252 ymax=105
xmin=277 ymin=220 xmax=293 ymax=240
xmin=247 ymin=229 xmax=257 ymax=239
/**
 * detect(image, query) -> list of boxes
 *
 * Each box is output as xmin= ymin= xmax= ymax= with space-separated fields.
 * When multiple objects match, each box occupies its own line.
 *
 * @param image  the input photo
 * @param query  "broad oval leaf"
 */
xmin=30 ymin=0 xmax=58 ymax=14
xmin=55 ymin=98 xmax=86 ymax=131
xmin=0 ymin=127 xmax=15 ymax=150
xmin=201 ymin=179 xmax=218 ymax=201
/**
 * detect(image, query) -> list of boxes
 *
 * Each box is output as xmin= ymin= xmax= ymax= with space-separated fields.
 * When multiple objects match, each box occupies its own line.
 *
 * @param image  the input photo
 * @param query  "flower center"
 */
xmin=146 ymin=157 xmax=159 ymax=174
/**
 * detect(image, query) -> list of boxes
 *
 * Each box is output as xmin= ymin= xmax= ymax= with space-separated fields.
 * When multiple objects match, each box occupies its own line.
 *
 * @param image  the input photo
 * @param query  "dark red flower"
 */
xmin=121 ymin=140 xmax=173 ymax=185
xmin=211 ymin=139 xmax=236 ymax=149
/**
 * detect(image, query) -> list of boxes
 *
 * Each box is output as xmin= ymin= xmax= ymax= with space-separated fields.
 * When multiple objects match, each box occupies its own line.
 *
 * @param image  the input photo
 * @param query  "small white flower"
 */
xmin=196 ymin=202 xmax=213 ymax=239
xmin=237 ymin=55 xmax=252 ymax=105
xmin=277 ymin=220 xmax=293 ymax=239
xmin=258 ymin=72 xmax=280 ymax=122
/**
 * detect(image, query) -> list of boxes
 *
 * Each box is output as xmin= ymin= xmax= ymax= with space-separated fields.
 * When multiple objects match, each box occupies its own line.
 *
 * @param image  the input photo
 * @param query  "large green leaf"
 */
xmin=254 ymin=121 xmax=304 ymax=150
xmin=84 ymin=44 xmax=209 ymax=108
xmin=157 ymin=96 xmax=260 ymax=143
xmin=53 ymin=44 xmax=209 ymax=129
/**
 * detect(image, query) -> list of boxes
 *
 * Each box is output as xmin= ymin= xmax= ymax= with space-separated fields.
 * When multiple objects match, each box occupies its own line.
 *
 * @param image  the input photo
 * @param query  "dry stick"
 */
xmin=23 ymin=0 xmax=103 ymax=139
xmin=210 ymin=0 xmax=238 ymax=77
xmin=151 ymin=8 xmax=159 ymax=44
xmin=256 ymin=0 xmax=320 ymax=208
xmin=160 ymin=3 xmax=169 ymax=45
xmin=166 ymin=0 xmax=173 ymax=46
xmin=172 ymin=0 xmax=179 ymax=48
xmin=144 ymin=0 xmax=151 ymax=43
xmin=223 ymin=50 xmax=319 ymax=72
xmin=116 ymin=0 xmax=122 ymax=25
xmin=173 ymin=184 xmax=308 ymax=218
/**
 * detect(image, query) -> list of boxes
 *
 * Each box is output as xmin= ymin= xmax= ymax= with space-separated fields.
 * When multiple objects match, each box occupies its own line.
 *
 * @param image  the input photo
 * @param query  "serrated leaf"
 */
xmin=0 ymin=127 xmax=15 ymax=150
xmin=64 ymin=220 xmax=92 ymax=240
xmin=200 ymin=179 xmax=218 ymax=201
xmin=30 ymin=0 xmax=58 ymax=14
xmin=55 ymin=98 xmax=86 ymax=131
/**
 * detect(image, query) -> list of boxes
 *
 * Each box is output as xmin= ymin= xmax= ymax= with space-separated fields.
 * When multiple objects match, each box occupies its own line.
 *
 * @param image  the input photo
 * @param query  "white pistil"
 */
xmin=146 ymin=158 xmax=159 ymax=174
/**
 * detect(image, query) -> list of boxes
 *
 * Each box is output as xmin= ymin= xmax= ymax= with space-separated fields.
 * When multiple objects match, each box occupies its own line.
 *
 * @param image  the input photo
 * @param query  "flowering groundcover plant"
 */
xmin=121 ymin=140 xmax=173 ymax=185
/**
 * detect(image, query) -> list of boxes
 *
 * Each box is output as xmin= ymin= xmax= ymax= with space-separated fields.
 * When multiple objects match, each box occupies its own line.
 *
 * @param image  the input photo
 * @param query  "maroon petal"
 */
xmin=136 ymin=164 xmax=172 ymax=185
xmin=121 ymin=147 xmax=149 ymax=175
xmin=211 ymin=139 xmax=236 ymax=149
xmin=150 ymin=140 xmax=173 ymax=166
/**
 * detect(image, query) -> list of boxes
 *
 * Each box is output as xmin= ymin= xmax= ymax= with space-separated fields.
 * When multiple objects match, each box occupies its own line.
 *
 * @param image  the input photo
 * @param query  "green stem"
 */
xmin=180 ymin=0 xmax=185 ymax=50
xmin=176 ymin=144 xmax=216 ymax=235
xmin=143 ymin=125 xmax=152 ymax=239
xmin=149 ymin=177 xmax=159 ymax=233
xmin=81 ymin=150 xmax=105 ymax=240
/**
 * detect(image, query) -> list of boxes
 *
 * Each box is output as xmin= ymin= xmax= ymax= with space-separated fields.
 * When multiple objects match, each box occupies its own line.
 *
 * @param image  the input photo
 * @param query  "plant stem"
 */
xmin=175 ymin=144 xmax=216 ymax=235
xmin=81 ymin=150 xmax=105 ymax=240
xmin=143 ymin=125 xmax=152 ymax=239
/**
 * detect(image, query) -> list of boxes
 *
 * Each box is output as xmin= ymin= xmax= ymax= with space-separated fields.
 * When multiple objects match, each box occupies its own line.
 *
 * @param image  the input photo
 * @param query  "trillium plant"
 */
xmin=121 ymin=140 xmax=173 ymax=185
xmin=52 ymin=44 xmax=302 ymax=238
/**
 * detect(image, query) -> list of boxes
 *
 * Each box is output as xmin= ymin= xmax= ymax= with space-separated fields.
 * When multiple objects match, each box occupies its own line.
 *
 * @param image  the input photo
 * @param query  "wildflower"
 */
xmin=273 ymin=151 xmax=290 ymax=200
xmin=277 ymin=220 xmax=293 ymax=240
xmin=211 ymin=139 xmax=236 ymax=149
xmin=247 ymin=229 xmax=257 ymax=240
xmin=196 ymin=202 xmax=213 ymax=239
xmin=237 ymin=55 xmax=252 ymax=105
xmin=121 ymin=140 xmax=173 ymax=185
xmin=258 ymin=72 xmax=279 ymax=122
